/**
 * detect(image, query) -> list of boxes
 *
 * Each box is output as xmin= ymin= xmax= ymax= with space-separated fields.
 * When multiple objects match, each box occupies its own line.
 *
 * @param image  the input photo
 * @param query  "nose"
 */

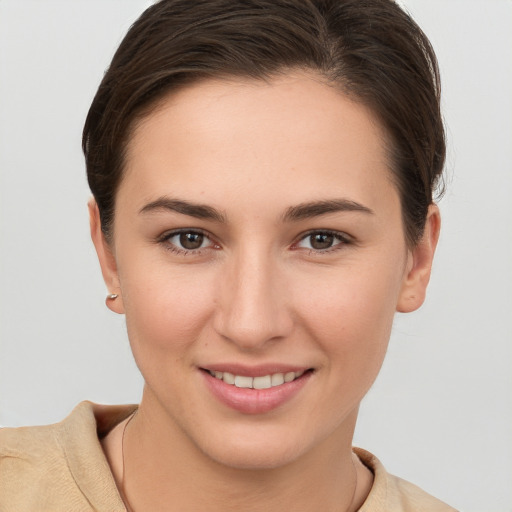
xmin=213 ymin=249 xmax=293 ymax=351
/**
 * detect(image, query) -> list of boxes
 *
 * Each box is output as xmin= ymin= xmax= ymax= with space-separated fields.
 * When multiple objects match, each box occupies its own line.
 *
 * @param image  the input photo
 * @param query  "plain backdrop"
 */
xmin=1 ymin=1 xmax=511 ymax=511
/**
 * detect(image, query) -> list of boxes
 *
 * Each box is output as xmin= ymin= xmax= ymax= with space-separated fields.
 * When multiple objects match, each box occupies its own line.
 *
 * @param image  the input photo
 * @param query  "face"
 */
xmin=92 ymin=72 xmax=438 ymax=470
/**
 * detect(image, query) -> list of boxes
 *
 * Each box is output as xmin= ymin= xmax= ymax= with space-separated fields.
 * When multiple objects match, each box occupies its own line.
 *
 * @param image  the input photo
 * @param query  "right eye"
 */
xmin=160 ymin=229 xmax=216 ymax=254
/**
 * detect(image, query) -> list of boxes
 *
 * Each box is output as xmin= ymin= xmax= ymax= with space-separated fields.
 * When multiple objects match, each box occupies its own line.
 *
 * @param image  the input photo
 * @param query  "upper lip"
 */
xmin=200 ymin=363 xmax=311 ymax=377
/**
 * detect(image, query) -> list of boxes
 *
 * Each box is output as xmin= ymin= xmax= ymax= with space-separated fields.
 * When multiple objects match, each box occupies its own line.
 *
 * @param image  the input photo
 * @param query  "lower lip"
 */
xmin=202 ymin=370 xmax=312 ymax=415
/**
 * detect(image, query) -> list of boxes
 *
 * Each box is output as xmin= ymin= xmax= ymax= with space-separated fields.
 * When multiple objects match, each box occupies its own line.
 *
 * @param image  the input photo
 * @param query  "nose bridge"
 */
xmin=214 ymin=244 xmax=291 ymax=349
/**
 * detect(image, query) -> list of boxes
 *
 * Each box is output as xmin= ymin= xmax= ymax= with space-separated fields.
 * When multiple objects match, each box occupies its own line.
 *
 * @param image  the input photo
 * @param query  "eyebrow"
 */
xmin=139 ymin=197 xmax=227 ymax=223
xmin=139 ymin=196 xmax=373 ymax=223
xmin=282 ymin=199 xmax=374 ymax=222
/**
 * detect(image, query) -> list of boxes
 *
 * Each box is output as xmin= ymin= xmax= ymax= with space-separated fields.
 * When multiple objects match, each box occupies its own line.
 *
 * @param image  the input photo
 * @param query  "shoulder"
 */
xmin=0 ymin=418 xmax=61 ymax=463
xmin=0 ymin=404 xmax=92 ymax=511
xmin=386 ymin=473 xmax=459 ymax=512
xmin=354 ymin=447 xmax=459 ymax=512
xmin=0 ymin=401 xmax=135 ymax=512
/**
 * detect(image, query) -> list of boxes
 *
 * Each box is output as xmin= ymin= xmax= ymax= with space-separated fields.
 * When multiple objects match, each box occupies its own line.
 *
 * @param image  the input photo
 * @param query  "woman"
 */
xmin=0 ymin=0 xmax=457 ymax=510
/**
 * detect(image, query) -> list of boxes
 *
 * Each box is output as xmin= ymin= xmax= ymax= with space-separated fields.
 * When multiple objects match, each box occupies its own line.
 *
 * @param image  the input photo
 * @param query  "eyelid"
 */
xmin=155 ymin=227 xmax=352 ymax=255
xmin=292 ymin=229 xmax=353 ymax=252
xmin=157 ymin=227 xmax=209 ymax=241
xmin=157 ymin=228 xmax=219 ymax=254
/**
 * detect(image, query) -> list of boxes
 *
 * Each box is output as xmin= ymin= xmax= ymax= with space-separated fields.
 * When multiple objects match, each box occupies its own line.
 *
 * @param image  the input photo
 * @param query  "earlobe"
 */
xmin=88 ymin=198 xmax=125 ymax=314
xmin=396 ymin=204 xmax=441 ymax=313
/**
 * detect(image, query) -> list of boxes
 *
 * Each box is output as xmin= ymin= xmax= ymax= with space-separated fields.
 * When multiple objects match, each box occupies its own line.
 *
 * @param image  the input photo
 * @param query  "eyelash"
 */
xmin=157 ymin=229 xmax=352 ymax=256
xmin=157 ymin=229 xmax=218 ymax=256
xmin=292 ymin=229 xmax=352 ymax=254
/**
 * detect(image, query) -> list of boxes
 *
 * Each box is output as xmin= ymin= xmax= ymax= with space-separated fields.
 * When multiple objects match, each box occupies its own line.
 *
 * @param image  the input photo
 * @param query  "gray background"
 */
xmin=1 ymin=1 xmax=511 ymax=511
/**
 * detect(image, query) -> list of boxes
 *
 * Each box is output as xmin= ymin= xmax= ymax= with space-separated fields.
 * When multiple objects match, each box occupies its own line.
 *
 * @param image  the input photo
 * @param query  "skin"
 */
xmin=92 ymin=71 xmax=440 ymax=511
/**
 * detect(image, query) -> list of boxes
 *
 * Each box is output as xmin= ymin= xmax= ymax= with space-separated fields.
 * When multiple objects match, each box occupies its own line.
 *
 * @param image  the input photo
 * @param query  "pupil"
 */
xmin=311 ymin=233 xmax=333 ymax=250
xmin=180 ymin=232 xmax=203 ymax=249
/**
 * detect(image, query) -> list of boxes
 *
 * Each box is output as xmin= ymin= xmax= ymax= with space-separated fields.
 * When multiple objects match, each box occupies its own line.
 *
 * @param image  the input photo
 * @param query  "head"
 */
xmin=85 ymin=0 xmax=444 ymax=469
xmin=84 ymin=0 xmax=445 ymax=248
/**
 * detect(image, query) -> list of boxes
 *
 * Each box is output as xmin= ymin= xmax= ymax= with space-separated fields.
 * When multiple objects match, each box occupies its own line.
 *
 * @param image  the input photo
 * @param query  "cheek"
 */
xmin=120 ymin=264 xmax=216 ymax=362
xmin=294 ymin=259 xmax=404 ymax=373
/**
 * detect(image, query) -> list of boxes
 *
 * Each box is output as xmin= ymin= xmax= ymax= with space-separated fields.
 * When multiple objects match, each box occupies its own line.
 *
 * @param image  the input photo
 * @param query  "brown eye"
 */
xmin=309 ymin=233 xmax=334 ymax=250
xmin=296 ymin=231 xmax=349 ymax=252
xmin=163 ymin=230 xmax=213 ymax=253
xmin=179 ymin=232 xmax=204 ymax=249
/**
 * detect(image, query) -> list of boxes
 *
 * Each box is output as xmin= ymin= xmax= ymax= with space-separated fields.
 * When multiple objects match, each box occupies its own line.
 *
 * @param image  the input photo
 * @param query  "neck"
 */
xmin=120 ymin=390 xmax=371 ymax=512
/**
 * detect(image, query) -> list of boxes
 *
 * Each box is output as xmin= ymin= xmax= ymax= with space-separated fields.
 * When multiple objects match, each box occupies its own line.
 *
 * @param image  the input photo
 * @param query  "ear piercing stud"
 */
xmin=107 ymin=293 xmax=118 ymax=300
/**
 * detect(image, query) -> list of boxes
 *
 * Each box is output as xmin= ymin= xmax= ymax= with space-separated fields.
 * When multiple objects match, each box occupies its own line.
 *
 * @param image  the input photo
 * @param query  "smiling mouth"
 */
xmin=204 ymin=369 xmax=311 ymax=389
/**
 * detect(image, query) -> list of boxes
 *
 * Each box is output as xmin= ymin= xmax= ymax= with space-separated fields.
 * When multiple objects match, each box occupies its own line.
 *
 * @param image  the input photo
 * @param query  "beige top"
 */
xmin=0 ymin=401 xmax=457 ymax=512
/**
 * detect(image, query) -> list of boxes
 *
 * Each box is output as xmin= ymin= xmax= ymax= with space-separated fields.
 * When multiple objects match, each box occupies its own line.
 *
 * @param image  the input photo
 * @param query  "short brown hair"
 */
xmin=83 ymin=0 xmax=445 ymax=245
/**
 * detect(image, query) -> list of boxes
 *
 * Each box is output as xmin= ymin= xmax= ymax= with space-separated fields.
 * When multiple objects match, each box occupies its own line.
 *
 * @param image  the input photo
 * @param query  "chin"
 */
xmin=202 ymin=437 xmax=307 ymax=471
xmin=188 ymin=418 xmax=327 ymax=471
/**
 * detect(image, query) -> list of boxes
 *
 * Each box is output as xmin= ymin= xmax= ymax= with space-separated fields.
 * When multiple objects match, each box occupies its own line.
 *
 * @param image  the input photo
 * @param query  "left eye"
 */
xmin=166 ymin=231 xmax=213 ymax=251
xmin=296 ymin=231 xmax=348 ymax=251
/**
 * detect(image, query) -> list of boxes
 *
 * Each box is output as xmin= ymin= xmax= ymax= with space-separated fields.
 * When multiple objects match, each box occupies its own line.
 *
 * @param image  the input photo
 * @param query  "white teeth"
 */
xmin=271 ymin=373 xmax=284 ymax=386
xmin=284 ymin=371 xmax=296 ymax=383
xmin=223 ymin=372 xmax=235 ymax=385
xmin=209 ymin=370 xmax=307 ymax=389
xmin=234 ymin=375 xmax=253 ymax=388
xmin=253 ymin=375 xmax=272 ymax=389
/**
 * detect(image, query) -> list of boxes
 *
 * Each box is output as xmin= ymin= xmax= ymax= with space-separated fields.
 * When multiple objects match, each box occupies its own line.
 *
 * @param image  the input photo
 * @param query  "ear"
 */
xmin=88 ymin=198 xmax=125 ymax=314
xmin=396 ymin=204 xmax=441 ymax=313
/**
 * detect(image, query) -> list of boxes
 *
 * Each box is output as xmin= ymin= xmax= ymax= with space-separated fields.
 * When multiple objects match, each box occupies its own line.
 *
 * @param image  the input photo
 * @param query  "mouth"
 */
xmin=204 ymin=369 xmax=309 ymax=389
xmin=200 ymin=367 xmax=314 ymax=414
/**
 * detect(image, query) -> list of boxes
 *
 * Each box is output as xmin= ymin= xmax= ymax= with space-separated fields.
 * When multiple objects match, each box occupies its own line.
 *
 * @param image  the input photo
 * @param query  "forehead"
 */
xmin=121 ymin=72 xmax=397 ymax=217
